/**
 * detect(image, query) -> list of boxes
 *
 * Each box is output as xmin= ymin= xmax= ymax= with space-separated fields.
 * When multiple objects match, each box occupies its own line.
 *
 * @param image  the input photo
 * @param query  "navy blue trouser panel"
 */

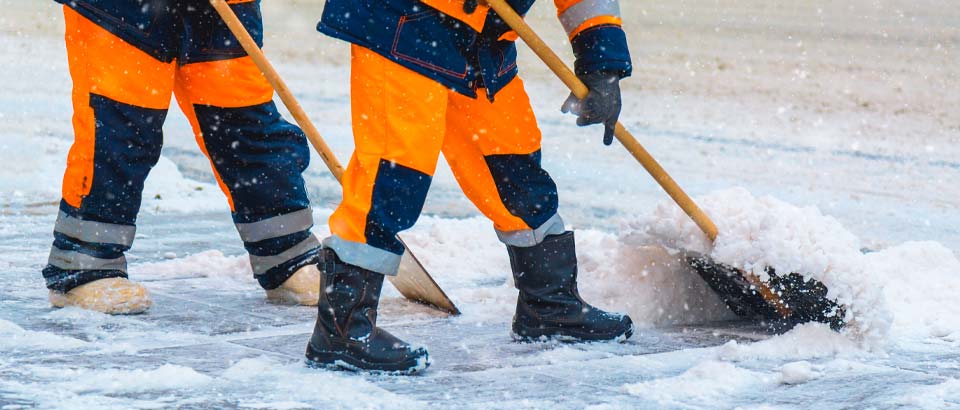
xmin=192 ymin=103 xmax=311 ymax=224
xmin=484 ymin=150 xmax=559 ymax=231
xmin=192 ymin=102 xmax=317 ymax=288
xmin=364 ymin=159 xmax=433 ymax=255
xmin=44 ymin=95 xmax=167 ymax=292
xmin=46 ymin=1 xmax=316 ymax=292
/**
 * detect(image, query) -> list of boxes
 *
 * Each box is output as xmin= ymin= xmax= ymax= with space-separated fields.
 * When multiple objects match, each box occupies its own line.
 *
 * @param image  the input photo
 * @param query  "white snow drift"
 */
xmin=627 ymin=187 xmax=960 ymax=344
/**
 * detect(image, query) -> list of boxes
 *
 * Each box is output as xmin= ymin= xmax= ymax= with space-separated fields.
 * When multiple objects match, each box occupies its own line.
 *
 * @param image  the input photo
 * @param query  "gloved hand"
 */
xmin=463 ymin=0 xmax=479 ymax=13
xmin=560 ymin=72 xmax=622 ymax=146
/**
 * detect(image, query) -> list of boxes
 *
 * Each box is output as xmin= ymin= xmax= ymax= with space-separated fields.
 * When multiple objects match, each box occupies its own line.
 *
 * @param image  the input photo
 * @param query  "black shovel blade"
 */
xmin=684 ymin=252 xmax=846 ymax=331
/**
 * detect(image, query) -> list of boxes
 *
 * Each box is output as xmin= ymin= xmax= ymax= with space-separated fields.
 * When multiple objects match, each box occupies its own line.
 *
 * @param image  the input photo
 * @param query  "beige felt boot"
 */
xmin=49 ymin=277 xmax=152 ymax=315
xmin=265 ymin=264 xmax=321 ymax=306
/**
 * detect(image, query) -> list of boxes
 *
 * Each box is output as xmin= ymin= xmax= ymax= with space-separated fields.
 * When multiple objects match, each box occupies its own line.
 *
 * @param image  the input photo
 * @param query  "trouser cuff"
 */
xmin=496 ymin=214 xmax=566 ymax=248
xmin=42 ymin=266 xmax=128 ymax=293
xmin=253 ymin=241 xmax=322 ymax=290
xmin=321 ymin=235 xmax=402 ymax=276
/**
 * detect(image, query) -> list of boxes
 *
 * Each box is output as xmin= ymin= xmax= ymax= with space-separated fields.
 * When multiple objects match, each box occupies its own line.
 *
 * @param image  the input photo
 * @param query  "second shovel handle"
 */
xmin=210 ymin=0 xmax=345 ymax=182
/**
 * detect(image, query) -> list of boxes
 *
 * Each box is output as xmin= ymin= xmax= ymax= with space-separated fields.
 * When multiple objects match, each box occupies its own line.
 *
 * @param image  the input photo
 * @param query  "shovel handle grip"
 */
xmin=483 ymin=0 xmax=718 ymax=242
xmin=209 ymin=0 xmax=345 ymax=182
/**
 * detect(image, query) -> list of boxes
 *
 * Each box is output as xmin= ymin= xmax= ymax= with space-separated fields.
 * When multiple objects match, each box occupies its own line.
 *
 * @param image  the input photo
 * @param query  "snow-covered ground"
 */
xmin=2 ymin=0 xmax=959 ymax=408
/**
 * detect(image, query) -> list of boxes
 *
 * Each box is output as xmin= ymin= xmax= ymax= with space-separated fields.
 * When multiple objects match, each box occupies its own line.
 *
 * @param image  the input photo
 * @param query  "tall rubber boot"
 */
xmin=305 ymin=249 xmax=430 ymax=374
xmin=509 ymin=231 xmax=633 ymax=342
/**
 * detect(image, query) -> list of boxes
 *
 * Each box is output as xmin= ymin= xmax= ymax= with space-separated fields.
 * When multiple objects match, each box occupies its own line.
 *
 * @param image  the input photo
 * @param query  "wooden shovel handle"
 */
xmin=209 ymin=0 xmax=345 ymax=182
xmin=484 ymin=0 xmax=719 ymax=242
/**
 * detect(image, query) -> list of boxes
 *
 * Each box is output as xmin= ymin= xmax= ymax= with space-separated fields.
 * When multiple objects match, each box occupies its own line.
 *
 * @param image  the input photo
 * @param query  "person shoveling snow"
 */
xmin=480 ymin=0 xmax=851 ymax=333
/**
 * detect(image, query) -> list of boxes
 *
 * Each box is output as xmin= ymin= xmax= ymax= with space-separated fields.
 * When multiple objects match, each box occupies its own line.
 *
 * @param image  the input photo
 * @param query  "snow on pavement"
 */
xmin=3 ymin=0 xmax=960 ymax=408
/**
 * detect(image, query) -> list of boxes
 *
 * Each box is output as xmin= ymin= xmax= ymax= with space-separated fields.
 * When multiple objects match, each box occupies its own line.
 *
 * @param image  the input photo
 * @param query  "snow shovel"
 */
xmin=210 ymin=0 xmax=460 ymax=315
xmin=484 ymin=0 xmax=844 ymax=330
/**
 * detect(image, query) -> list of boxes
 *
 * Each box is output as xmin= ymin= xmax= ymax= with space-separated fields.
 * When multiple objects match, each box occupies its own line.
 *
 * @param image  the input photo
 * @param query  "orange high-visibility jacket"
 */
xmin=319 ymin=0 xmax=632 ymax=100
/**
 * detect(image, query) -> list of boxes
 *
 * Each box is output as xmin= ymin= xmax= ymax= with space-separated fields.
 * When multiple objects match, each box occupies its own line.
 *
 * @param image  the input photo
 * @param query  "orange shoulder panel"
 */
xmin=421 ymin=0 xmax=489 ymax=32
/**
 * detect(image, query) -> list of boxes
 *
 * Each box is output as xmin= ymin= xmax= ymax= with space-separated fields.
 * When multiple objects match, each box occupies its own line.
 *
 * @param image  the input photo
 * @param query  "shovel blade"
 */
xmin=387 ymin=236 xmax=461 ymax=315
xmin=684 ymin=253 xmax=845 ymax=331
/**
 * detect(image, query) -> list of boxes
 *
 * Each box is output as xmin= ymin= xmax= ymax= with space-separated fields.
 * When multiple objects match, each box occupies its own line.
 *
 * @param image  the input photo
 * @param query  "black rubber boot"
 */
xmin=509 ymin=231 xmax=634 ymax=342
xmin=305 ymin=249 xmax=430 ymax=374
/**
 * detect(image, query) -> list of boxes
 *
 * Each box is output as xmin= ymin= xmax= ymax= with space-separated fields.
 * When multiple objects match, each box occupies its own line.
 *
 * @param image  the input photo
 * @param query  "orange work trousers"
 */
xmin=324 ymin=46 xmax=565 ymax=275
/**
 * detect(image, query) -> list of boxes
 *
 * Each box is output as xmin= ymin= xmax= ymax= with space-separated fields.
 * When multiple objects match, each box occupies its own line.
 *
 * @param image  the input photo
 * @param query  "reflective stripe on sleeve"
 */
xmin=558 ymin=0 xmax=621 ymax=36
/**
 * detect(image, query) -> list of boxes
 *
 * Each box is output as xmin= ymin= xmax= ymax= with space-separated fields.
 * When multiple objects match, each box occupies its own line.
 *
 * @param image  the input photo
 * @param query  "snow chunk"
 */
xmin=0 ymin=319 xmax=88 ymax=351
xmin=866 ymin=241 xmax=960 ymax=339
xmin=47 ymin=364 xmax=212 ymax=394
xmin=894 ymin=378 xmax=960 ymax=410
xmin=778 ymin=361 xmax=821 ymax=384
xmin=623 ymin=360 xmax=774 ymax=406
xmin=131 ymin=250 xmax=254 ymax=284
xmin=221 ymin=357 xmax=425 ymax=409
xmin=141 ymin=156 xmax=227 ymax=214
xmin=718 ymin=323 xmax=861 ymax=361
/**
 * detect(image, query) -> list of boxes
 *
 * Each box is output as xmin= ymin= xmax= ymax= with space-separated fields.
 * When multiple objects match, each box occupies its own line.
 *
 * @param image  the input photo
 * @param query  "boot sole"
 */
xmin=512 ymin=321 xmax=634 ymax=344
xmin=305 ymin=343 xmax=430 ymax=375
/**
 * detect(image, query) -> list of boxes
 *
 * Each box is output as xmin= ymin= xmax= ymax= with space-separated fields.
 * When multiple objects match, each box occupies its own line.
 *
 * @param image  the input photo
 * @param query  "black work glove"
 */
xmin=560 ymin=72 xmax=622 ymax=146
xmin=463 ymin=0 xmax=479 ymax=13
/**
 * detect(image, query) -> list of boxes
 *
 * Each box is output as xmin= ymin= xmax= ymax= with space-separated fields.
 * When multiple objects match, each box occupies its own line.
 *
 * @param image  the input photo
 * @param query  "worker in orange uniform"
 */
xmin=44 ymin=0 xmax=323 ymax=314
xmin=306 ymin=0 xmax=634 ymax=373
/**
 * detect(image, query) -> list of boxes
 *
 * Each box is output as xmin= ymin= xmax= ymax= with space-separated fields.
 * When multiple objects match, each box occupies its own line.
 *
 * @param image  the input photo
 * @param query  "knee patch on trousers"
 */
xmin=483 ymin=150 xmax=559 ymax=230
xmin=366 ymin=160 xmax=433 ymax=255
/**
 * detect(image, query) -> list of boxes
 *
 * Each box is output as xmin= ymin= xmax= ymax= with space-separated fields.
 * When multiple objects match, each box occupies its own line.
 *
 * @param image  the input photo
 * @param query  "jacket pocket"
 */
xmin=390 ymin=10 xmax=470 ymax=79
xmin=494 ymin=40 xmax=518 ymax=77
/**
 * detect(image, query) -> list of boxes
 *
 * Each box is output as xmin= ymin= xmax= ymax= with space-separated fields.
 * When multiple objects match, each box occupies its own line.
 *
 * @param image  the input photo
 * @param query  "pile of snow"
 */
xmin=628 ymin=187 xmax=960 ymax=343
xmin=42 ymin=364 xmax=213 ymax=394
xmin=0 ymin=128 xmax=223 ymax=214
xmin=717 ymin=323 xmax=860 ymax=362
xmin=4 ymin=358 xmax=422 ymax=410
xmin=218 ymin=357 xmax=423 ymax=409
xmin=866 ymin=241 xmax=960 ymax=340
xmin=623 ymin=360 xmax=773 ymax=406
xmin=0 ymin=136 xmax=71 ymax=204
xmin=141 ymin=156 xmax=227 ymax=214
xmin=131 ymin=249 xmax=253 ymax=284
xmin=0 ymin=319 xmax=88 ymax=351
xmin=895 ymin=379 xmax=960 ymax=410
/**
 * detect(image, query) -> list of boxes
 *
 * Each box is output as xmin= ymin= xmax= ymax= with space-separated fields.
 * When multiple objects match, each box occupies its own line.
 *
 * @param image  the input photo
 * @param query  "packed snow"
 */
xmin=3 ymin=0 xmax=960 ymax=408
